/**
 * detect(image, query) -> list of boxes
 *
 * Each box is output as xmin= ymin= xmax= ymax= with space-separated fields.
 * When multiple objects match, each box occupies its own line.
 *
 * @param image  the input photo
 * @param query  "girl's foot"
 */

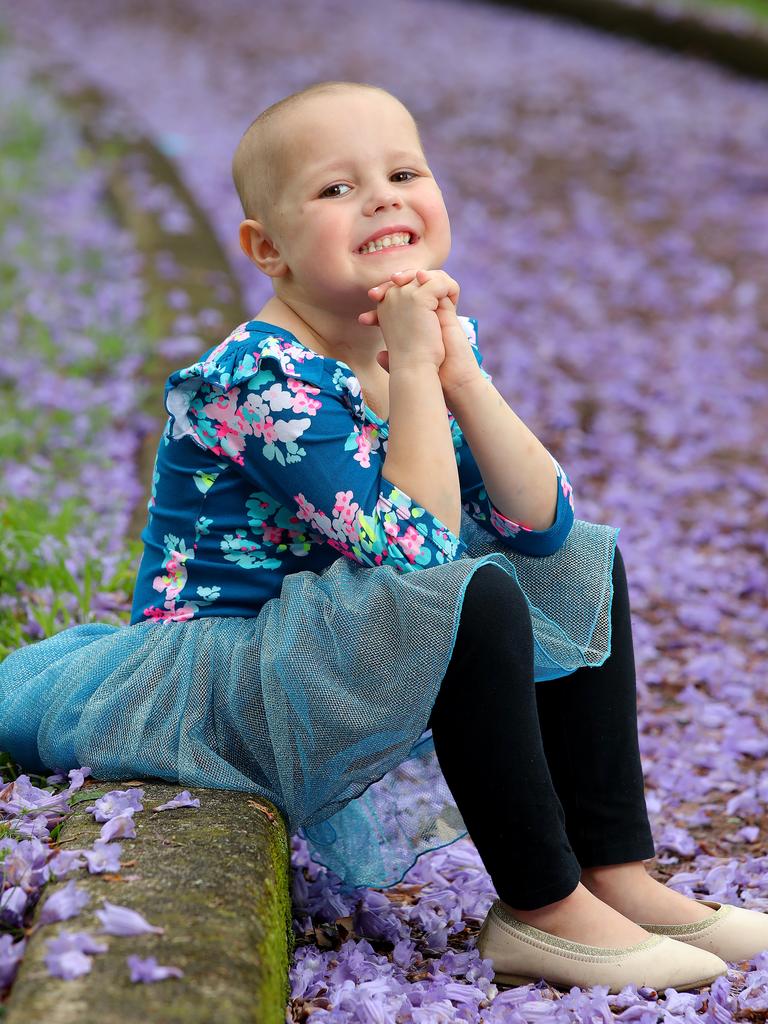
xmin=581 ymin=866 xmax=717 ymax=926
xmin=501 ymin=882 xmax=653 ymax=948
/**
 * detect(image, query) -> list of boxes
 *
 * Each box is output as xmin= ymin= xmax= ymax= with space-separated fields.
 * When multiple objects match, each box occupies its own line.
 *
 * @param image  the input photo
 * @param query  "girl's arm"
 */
xmin=445 ymin=373 xmax=561 ymax=534
xmin=382 ymin=362 xmax=461 ymax=539
xmin=364 ymin=273 xmax=573 ymax=551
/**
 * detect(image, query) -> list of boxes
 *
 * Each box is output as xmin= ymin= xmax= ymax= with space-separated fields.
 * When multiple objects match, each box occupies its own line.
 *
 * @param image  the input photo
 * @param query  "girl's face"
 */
xmin=266 ymin=91 xmax=451 ymax=316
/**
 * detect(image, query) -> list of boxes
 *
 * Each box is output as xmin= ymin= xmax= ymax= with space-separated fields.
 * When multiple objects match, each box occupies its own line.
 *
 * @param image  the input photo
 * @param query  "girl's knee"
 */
xmin=613 ymin=543 xmax=624 ymax=571
xmin=461 ymin=563 xmax=532 ymax=629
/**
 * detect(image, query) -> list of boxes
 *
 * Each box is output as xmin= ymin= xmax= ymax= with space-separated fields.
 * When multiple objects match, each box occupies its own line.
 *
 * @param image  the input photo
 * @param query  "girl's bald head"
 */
xmin=231 ymin=82 xmax=423 ymax=229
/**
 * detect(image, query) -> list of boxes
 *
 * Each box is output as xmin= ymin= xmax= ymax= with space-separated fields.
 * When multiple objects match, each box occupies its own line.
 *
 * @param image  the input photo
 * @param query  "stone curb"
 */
xmin=5 ymin=781 xmax=293 ymax=1024
xmin=2 ymin=65 xmax=293 ymax=1024
xmin=496 ymin=0 xmax=768 ymax=80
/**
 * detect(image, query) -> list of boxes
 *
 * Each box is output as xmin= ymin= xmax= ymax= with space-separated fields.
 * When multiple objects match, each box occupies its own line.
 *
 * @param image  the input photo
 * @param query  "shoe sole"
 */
xmin=493 ymin=970 xmax=726 ymax=993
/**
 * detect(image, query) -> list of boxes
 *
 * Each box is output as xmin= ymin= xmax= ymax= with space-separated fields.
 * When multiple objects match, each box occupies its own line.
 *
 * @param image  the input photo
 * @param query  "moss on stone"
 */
xmin=5 ymin=781 xmax=292 ymax=1024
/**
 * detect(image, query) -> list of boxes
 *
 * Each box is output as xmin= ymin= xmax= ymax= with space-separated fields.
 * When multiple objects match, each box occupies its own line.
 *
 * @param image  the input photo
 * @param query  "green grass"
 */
xmin=685 ymin=0 xmax=768 ymax=22
xmin=0 ymin=497 xmax=143 ymax=658
xmin=0 ymin=50 xmax=152 ymax=655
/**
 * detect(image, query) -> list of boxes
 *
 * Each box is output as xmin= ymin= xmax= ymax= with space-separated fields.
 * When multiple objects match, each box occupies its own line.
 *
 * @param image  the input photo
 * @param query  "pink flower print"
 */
xmin=382 ymin=518 xmax=401 ymax=540
xmin=490 ymin=506 xmax=526 ymax=537
xmin=166 ymin=604 xmax=195 ymax=622
xmin=338 ymin=520 xmax=357 ymax=541
xmin=396 ymin=525 xmax=426 ymax=563
xmin=560 ymin=474 xmax=574 ymax=511
xmin=153 ymin=550 xmax=187 ymax=600
xmin=435 ymin=526 xmax=454 ymax=547
xmin=333 ymin=490 xmax=356 ymax=521
xmin=225 ymin=323 xmax=251 ymax=344
xmin=252 ymin=416 xmax=279 ymax=445
xmin=204 ymin=389 xmax=245 ymax=426
xmin=277 ymin=340 xmax=323 ymax=377
xmin=142 ymin=602 xmax=194 ymax=623
xmin=215 ymin=419 xmax=241 ymax=443
xmin=354 ymin=429 xmax=372 ymax=469
xmin=328 ymin=537 xmax=353 ymax=557
xmin=202 ymin=390 xmax=248 ymax=461
xmin=262 ymin=525 xmax=285 ymax=544
xmin=294 ymin=493 xmax=318 ymax=525
xmin=290 ymin=381 xmax=322 ymax=416
xmin=199 ymin=340 xmax=229 ymax=372
xmin=333 ymin=492 xmax=362 ymax=541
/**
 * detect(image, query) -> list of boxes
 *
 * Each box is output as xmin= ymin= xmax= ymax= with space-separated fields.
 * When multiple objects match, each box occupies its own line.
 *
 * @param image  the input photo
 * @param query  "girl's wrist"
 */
xmin=440 ymin=367 xmax=486 ymax=405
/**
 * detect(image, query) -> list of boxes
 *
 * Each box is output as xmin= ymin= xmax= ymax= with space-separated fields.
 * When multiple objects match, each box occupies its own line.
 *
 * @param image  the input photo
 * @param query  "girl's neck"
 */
xmin=253 ymin=296 xmax=387 ymax=381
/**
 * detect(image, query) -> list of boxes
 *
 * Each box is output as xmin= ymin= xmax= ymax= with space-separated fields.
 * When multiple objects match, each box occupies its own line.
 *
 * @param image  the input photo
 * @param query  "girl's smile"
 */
xmin=354 ymin=225 xmax=420 ymax=256
xmin=355 ymin=237 xmax=420 ymax=257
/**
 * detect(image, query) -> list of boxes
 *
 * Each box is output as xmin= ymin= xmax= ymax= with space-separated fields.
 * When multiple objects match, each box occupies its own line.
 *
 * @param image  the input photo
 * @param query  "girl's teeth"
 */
xmin=358 ymin=233 xmax=412 ymax=254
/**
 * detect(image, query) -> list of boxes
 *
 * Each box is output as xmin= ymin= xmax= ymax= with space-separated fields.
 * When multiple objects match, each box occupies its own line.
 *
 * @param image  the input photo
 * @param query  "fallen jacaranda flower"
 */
xmin=152 ymin=790 xmax=201 ymax=812
xmin=81 ymin=839 xmax=123 ymax=874
xmin=99 ymin=810 xmax=137 ymax=841
xmin=127 ymin=954 xmax=184 ymax=983
xmin=37 ymin=878 xmax=91 ymax=926
xmin=96 ymin=900 xmax=165 ymax=937
xmin=45 ymin=929 xmax=109 ymax=957
xmin=86 ymin=789 xmax=144 ymax=822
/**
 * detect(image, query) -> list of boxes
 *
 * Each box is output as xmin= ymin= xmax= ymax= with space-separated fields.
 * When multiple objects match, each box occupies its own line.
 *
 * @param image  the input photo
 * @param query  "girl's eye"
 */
xmin=320 ymin=183 xmax=352 ymax=198
xmin=319 ymin=170 xmax=418 ymax=199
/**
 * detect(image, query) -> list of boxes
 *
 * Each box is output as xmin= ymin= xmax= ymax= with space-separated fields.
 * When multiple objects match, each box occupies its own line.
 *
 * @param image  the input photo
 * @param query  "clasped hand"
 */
xmin=358 ymin=268 xmax=481 ymax=398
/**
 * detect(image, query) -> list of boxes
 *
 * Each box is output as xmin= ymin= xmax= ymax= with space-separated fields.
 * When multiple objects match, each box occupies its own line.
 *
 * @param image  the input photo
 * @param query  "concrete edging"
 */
xmin=6 ymin=782 xmax=293 ymax=1024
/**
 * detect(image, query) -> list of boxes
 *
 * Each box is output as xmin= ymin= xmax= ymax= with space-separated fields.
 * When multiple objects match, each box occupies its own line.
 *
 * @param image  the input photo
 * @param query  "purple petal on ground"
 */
xmin=44 ymin=947 xmax=93 ymax=980
xmin=0 ymin=934 xmax=27 ymax=989
xmin=86 ymin=789 xmax=144 ymax=822
xmin=48 ymin=850 xmax=88 ymax=879
xmin=38 ymin=879 xmax=91 ymax=925
xmin=0 ymin=775 xmax=73 ymax=816
xmin=152 ymin=790 xmax=201 ymax=811
xmin=0 ymin=887 xmax=31 ymax=926
xmin=81 ymin=839 xmax=123 ymax=874
xmin=45 ymin=929 xmax=109 ymax=956
xmin=100 ymin=812 xmax=137 ymax=841
xmin=95 ymin=900 xmax=165 ymax=936
xmin=2 ymin=837 xmax=51 ymax=889
xmin=126 ymin=954 xmax=184 ymax=983
xmin=66 ymin=767 xmax=93 ymax=790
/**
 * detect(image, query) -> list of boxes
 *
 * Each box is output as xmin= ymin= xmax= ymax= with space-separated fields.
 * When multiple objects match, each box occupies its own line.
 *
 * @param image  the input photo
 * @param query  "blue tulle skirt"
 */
xmin=0 ymin=511 xmax=618 ymax=890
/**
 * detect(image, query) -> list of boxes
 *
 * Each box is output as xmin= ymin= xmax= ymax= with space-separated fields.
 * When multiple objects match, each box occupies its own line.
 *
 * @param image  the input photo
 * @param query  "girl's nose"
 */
xmin=364 ymin=187 xmax=402 ymax=216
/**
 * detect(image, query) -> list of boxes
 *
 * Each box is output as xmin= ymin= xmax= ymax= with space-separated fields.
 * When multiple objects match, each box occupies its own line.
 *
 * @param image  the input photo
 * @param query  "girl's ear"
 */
xmin=238 ymin=220 xmax=287 ymax=277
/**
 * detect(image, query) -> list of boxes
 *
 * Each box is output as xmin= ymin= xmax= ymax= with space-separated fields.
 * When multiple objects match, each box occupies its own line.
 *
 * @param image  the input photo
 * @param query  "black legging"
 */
xmin=426 ymin=545 xmax=656 ymax=911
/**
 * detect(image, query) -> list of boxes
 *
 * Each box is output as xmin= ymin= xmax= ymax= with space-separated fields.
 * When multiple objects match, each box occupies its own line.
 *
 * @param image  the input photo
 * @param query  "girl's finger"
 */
xmin=416 ymin=269 xmax=459 ymax=305
xmin=358 ymin=309 xmax=380 ymax=325
xmin=368 ymin=280 xmax=397 ymax=299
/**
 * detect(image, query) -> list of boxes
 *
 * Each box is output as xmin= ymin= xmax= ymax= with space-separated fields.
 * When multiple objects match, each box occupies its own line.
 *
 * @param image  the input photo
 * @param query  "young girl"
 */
xmin=1 ymin=80 xmax=765 ymax=995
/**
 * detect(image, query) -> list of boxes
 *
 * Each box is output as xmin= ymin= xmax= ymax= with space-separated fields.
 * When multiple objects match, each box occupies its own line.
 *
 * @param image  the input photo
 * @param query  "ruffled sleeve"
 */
xmin=452 ymin=316 xmax=576 ymax=556
xmin=164 ymin=321 xmax=467 ymax=571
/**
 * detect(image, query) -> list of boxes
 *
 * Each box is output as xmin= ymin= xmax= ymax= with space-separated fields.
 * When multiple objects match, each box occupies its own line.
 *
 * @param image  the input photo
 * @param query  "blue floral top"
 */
xmin=130 ymin=317 xmax=575 ymax=625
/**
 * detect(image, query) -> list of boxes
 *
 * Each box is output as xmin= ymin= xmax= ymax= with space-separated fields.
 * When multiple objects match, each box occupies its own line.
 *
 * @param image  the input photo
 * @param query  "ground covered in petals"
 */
xmin=2 ymin=1 xmax=768 ymax=1018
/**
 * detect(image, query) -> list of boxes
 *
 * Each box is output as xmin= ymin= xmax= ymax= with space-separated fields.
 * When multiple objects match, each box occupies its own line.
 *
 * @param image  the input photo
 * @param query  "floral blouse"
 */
xmin=129 ymin=316 xmax=575 ymax=624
